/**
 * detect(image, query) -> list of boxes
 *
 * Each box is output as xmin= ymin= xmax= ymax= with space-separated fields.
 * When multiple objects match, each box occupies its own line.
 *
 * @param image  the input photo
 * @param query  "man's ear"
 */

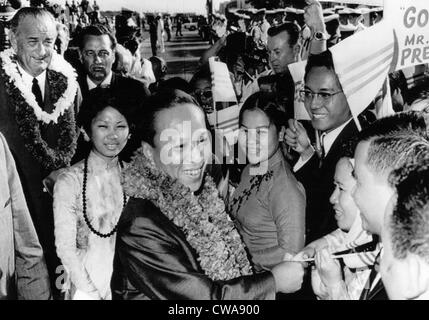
xmin=8 ymin=30 xmax=17 ymax=52
xmin=79 ymin=49 xmax=84 ymax=64
xmin=293 ymin=43 xmax=301 ymax=61
xmin=401 ymin=254 xmax=429 ymax=299
xmin=278 ymin=126 xmax=286 ymax=142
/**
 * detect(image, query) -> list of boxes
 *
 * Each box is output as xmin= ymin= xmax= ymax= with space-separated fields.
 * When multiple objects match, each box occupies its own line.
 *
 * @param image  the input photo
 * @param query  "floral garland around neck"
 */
xmin=0 ymin=49 xmax=78 ymax=171
xmin=122 ymin=148 xmax=254 ymax=281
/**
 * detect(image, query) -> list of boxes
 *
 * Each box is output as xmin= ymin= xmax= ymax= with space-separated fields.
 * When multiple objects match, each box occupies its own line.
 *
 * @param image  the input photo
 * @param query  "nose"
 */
xmin=107 ymin=129 xmax=118 ymax=139
xmin=36 ymin=42 xmax=46 ymax=56
xmin=330 ymin=187 xmax=339 ymax=205
xmin=309 ymin=94 xmax=324 ymax=110
xmin=94 ymin=54 xmax=102 ymax=63
xmin=189 ymin=144 xmax=204 ymax=165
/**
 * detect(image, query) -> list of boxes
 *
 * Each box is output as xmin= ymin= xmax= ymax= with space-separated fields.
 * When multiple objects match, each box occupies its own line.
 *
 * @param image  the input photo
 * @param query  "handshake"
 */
xmin=270 ymin=252 xmax=308 ymax=294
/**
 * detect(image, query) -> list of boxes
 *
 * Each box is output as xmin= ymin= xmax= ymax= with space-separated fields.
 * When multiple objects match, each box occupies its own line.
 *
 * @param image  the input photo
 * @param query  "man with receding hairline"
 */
xmin=0 ymin=7 xmax=81 ymax=299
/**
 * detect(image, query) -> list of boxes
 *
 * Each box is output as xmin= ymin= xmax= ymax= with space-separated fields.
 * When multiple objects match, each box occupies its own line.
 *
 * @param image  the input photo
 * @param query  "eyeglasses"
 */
xmin=193 ymin=89 xmax=212 ymax=100
xmin=299 ymin=89 xmax=343 ymax=102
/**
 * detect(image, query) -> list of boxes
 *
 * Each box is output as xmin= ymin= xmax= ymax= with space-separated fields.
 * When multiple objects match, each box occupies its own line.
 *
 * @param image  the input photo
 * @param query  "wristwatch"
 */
xmin=313 ymin=31 xmax=330 ymax=41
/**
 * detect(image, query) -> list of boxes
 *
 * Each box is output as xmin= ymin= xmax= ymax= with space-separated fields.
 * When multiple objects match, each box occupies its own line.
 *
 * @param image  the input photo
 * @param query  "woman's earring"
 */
xmin=81 ymin=128 xmax=90 ymax=142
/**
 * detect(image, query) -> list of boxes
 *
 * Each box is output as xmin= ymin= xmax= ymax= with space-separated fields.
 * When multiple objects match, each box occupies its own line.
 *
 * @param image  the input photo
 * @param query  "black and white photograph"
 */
xmin=0 ymin=0 xmax=428 ymax=308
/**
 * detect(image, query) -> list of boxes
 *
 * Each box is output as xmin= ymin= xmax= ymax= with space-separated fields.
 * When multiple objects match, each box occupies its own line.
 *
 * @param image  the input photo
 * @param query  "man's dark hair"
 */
xmin=304 ymin=50 xmax=337 ymax=82
xmin=389 ymin=70 xmax=409 ymax=110
xmin=267 ymin=22 xmax=301 ymax=47
xmin=189 ymin=65 xmax=212 ymax=90
xmin=9 ymin=7 xmax=56 ymax=34
xmin=158 ymin=77 xmax=193 ymax=94
xmin=357 ymin=111 xmax=428 ymax=144
xmin=133 ymin=89 xmax=201 ymax=148
xmin=388 ymin=158 xmax=429 ymax=264
xmin=365 ymin=132 xmax=429 ymax=178
xmin=78 ymin=24 xmax=117 ymax=50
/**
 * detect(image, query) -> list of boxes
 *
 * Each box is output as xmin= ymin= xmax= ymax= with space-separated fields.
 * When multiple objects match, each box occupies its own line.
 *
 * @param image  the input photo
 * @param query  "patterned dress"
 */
xmin=229 ymin=149 xmax=306 ymax=272
xmin=53 ymin=151 xmax=124 ymax=300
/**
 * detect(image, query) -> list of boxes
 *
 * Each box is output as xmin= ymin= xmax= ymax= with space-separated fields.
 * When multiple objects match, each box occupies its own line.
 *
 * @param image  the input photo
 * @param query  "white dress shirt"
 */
xmin=17 ymin=64 xmax=47 ymax=101
xmin=293 ymin=118 xmax=353 ymax=172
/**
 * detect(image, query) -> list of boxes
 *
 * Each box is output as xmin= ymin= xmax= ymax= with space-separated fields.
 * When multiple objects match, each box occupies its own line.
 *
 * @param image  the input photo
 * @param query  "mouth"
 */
xmin=92 ymin=66 xmax=106 ymax=73
xmin=183 ymin=164 xmax=204 ymax=178
xmin=334 ymin=208 xmax=343 ymax=220
xmin=32 ymin=57 xmax=47 ymax=63
xmin=312 ymin=113 xmax=328 ymax=120
xmin=105 ymin=143 xmax=119 ymax=151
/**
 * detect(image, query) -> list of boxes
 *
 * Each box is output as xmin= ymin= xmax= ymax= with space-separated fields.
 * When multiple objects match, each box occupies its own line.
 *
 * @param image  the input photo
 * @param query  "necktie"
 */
xmin=359 ymin=252 xmax=381 ymax=300
xmin=32 ymin=78 xmax=44 ymax=108
xmin=318 ymin=132 xmax=326 ymax=168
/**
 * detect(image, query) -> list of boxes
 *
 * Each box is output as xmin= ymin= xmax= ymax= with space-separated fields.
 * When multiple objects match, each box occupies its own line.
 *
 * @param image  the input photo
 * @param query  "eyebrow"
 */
xmin=303 ymin=85 xmax=336 ymax=92
xmin=241 ymin=124 xmax=270 ymax=129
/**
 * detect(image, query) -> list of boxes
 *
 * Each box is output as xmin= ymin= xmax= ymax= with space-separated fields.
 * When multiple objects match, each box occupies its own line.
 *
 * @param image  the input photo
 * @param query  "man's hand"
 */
xmin=314 ymin=248 xmax=343 ymax=288
xmin=285 ymin=119 xmax=312 ymax=155
xmin=42 ymin=168 xmax=66 ymax=197
xmin=304 ymin=0 xmax=326 ymax=33
xmin=271 ymin=260 xmax=305 ymax=293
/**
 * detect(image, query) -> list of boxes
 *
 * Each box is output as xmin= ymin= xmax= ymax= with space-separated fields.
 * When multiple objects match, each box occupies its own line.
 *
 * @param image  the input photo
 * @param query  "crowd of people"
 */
xmin=1 ymin=0 xmax=429 ymax=301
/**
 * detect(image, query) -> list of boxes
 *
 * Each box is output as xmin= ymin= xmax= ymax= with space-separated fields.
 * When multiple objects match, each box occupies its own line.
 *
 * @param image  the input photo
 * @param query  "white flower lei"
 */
xmin=0 ymin=48 xmax=78 ymax=124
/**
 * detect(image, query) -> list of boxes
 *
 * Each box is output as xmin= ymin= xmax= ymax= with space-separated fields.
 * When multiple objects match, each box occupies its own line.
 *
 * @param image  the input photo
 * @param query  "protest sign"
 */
xmin=330 ymin=20 xmax=394 ymax=129
xmin=209 ymin=57 xmax=238 ymax=103
xmin=288 ymin=60 xmax=311 ymax=121
xmin=319 ymin=0 xmax=383 ymax=5
xmin=208 ymin=57 xmax=240 ymax=145
xmin=384 ymin=0 xmax=429 ymax=71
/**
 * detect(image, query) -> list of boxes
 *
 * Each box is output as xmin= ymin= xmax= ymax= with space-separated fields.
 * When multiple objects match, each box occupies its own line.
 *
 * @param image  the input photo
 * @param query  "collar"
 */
xmin=17 ymin=63 xmax=47 ymax=100
xmin=321 ymin=118 xmax=353 ymax=156
xmin=268 ymin=147 xmax=283 ymax=168
xmin=87 ymin=71 xmax=113 ymax=90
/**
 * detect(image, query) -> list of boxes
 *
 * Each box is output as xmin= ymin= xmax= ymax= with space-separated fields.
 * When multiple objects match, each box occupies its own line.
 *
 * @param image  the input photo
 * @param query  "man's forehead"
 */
xmin=155 ymin=104 xmax=206 ymax=132
xmin=18 ymin=16 xmax=56 ymax=34
xmin=83 ymin=34 xmax=113 ymax=49
xmin=305 ymin=67 xmax=341 ymax=89
xmin=268 ymin=31 xmax=290 ymax=48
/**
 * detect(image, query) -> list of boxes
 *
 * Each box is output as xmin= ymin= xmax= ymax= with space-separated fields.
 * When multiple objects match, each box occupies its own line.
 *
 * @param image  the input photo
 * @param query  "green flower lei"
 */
xmin=0 ymin=59 xmax=78 ymax=172
xmin=122 ymin=147 xmax=254 ymax=281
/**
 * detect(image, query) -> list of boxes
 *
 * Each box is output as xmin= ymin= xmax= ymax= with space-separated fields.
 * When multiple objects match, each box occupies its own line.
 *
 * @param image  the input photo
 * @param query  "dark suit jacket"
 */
xmin=295 ymin=120 xmax=360 ymax=244
xmin=359 ymin=252 xmax=388 ymax=300
xmin=0 ymin=69 xmax=81 ymax=298
xmin=73 ymin=72 xmax=149 ymax=163
xmin=111 ymin=198 xmax=276 ymax=300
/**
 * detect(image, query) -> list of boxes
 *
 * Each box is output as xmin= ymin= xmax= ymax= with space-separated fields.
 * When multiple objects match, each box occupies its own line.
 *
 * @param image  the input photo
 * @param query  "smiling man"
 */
xmin=73 ymin=24 xmax=149 ymax=163
xmin=285 ymin=50 xmax=364 ymax=244
xmin=0 ymin=7 xmax=81 ymax=299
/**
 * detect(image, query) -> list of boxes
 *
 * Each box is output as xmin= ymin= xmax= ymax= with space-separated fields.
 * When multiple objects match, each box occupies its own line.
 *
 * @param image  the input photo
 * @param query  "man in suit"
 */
xmin=380 ymin=157 xmax=429 ymax=300
xmin=285 ymin=50 xmax=366 ymax=244
xmin=73 ymin=24 xmax=148 ymax=163
xmin=111 ymin=89 xmax=305 ymax=300
xmin=0 ymin=7 xmax=81 ymax=299
xmin=0 ymin=132 xmax=51 ymax=300
xmin=352 ymin=116 xmax=429 ymax=300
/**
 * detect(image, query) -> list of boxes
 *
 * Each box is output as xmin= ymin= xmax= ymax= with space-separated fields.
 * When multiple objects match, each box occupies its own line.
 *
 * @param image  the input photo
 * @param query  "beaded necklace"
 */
xmin=82 ymin=156 xmax=126 ymax=238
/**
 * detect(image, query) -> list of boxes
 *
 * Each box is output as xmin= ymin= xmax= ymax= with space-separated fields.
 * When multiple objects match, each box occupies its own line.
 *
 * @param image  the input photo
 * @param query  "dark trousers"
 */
xmin=165 ymin=28 xmax=171 ymax=41
xmin=176 ymin=26 xmax=183 ymax=36
xmin=150 ymin=36 xmax=157 ymax=56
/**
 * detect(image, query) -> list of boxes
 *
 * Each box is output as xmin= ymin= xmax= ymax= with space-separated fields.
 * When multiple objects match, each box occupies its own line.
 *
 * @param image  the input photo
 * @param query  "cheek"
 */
xmin=340 ymin=193 xmax=358 ymax=223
